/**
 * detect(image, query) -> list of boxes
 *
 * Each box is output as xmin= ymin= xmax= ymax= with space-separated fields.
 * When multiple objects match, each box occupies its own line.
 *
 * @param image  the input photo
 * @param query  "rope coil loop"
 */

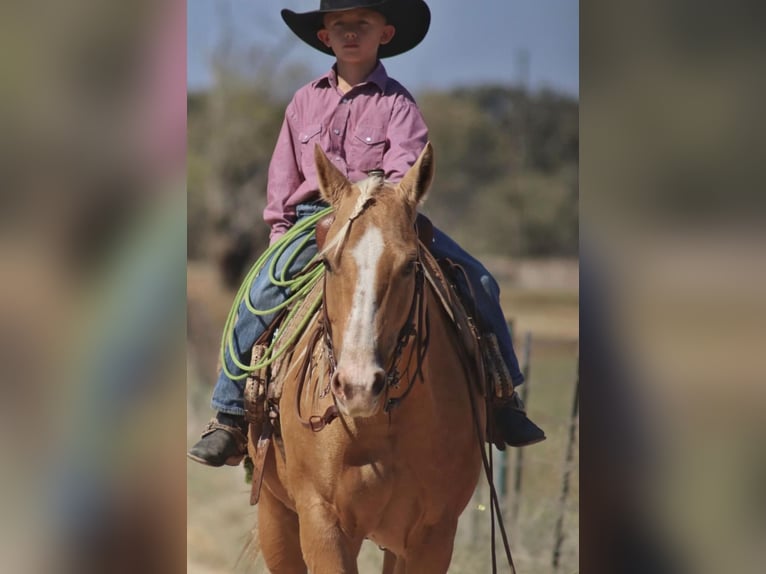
xmin=220 ymin=206 xmax=334 ymax=381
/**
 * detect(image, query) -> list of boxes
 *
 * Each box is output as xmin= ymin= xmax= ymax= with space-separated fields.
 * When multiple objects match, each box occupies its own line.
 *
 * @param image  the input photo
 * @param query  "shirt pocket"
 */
xmin=298 ymin=124 xmax=322 ymax=174
xmin=351 ymin=125 xmax=387 ymax=172
xmin=299 ymin=124 xmax=322 ymax=144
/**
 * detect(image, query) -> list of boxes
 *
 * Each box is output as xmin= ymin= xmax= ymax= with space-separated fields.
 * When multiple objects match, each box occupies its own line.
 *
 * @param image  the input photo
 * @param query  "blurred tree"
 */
xmin=418 ymin=91 xmax=516 ymax=233
xmin=186 ymin=16 xmax=312 ymax=286
xmin=419 ymin=85 xmax=578 ymax=257
xmin=525 ymin=89 xmax=579 ymax=173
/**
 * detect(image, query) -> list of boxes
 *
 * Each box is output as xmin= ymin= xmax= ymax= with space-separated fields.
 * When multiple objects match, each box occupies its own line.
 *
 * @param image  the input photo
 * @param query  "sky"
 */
xmin=187 ymin=0 xmax=579 ymax=97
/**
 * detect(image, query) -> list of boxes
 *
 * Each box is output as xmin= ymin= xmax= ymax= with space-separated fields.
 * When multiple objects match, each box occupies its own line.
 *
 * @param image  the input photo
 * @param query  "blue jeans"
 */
xmin=211 ymin=203 xmax=326 ymax=415
xmin=430 ymin=226 xmax=525 ymax=386
xmin=212 ymin=206 xmax=523 ymax=415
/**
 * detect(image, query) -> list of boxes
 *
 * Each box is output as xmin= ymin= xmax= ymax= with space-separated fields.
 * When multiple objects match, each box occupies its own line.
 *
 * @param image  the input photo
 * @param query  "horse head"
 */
xmin=314 ymin=142 xmax=434 ymax=418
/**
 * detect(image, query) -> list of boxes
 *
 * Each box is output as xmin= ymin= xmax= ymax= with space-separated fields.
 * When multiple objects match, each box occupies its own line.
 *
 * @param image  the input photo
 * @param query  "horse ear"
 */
xmin=398 ymin=142 xmax=434 ymax=207
xmin=315 ymin=144 xmax=350 ymax=206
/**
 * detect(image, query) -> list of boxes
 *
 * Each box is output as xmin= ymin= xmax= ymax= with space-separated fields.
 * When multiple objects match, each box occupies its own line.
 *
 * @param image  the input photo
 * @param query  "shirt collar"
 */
xmin=312 ymin=61 xmax=389 ymax=93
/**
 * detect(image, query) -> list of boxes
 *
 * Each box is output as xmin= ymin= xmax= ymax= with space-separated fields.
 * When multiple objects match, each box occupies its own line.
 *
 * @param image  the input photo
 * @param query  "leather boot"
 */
xmin=494 ymin=391 xmax=546 ymax=448
xmin=187 ymin=412 xmax=248 ymax=467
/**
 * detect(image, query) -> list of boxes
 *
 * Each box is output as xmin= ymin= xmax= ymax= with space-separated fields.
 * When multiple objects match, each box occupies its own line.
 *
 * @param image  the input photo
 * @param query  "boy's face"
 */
xmin=317 ymin=9 xmax=395 ymax=65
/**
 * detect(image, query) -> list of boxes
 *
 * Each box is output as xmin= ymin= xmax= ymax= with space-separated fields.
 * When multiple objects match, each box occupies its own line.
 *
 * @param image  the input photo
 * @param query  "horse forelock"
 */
xmin=351 ymin=173 xmax=385 ymax=220
xmin=319 ymin=174 xmax=388 ymax=259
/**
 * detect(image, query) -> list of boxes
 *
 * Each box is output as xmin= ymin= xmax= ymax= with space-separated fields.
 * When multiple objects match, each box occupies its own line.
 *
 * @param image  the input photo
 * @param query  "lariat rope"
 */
xmin=220 ymin=206 xmax=334 ymax=381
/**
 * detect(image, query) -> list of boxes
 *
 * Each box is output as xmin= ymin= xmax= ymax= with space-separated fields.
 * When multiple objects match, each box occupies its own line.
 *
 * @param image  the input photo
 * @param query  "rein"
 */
xmin=294 ymin=324 xmax=338 ymax=432
xmin=382 ymin=260 xmax=429 ymax=413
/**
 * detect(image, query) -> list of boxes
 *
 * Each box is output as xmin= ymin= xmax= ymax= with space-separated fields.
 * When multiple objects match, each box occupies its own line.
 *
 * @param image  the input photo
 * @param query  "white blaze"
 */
xmin=342 ymin=225 xmax=384 ymax=368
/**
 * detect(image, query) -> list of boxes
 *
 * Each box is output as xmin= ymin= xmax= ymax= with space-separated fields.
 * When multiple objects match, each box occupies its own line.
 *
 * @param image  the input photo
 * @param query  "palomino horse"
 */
xmin=254 ymin=143 xmax=486 ymax=573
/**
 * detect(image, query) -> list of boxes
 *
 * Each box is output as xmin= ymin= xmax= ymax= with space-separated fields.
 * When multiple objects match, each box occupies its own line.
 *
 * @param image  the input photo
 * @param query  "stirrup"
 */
xmin=200 ymin=418 xmax=248 ymax=465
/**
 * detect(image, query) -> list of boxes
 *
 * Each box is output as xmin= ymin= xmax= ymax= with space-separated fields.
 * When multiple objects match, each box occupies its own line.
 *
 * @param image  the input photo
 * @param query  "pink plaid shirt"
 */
xmin=264 ymin=62 xmax=429 ymax=243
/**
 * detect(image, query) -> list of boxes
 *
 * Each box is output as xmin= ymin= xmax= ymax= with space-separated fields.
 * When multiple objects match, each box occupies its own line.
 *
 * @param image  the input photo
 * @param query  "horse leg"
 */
xmin=297 ymin=499 xmax=361 ymax=574
xmin=258 ymin=486 xmax=307 ymax=574
xmin=400 ymin=518 xmax=459 ymax=574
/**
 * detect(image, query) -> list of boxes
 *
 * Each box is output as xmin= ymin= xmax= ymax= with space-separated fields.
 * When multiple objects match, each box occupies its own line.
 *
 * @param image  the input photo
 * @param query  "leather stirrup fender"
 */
xmin=249 ymin=421 xmax=273 ymax=505
xmin=244 ymin=343 xmax=269 ymax=425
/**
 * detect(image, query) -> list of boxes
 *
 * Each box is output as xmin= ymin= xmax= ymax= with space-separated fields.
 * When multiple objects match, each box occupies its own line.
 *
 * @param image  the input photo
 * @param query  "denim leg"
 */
xmin=429 ymin=226 xmax=524 ymax=386
xmin=211 ymin=208 xmax=323 ymax=415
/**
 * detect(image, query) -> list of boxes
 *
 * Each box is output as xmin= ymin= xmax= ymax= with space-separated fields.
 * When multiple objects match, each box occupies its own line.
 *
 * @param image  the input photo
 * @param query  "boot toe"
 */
xmin=187 ymin=429 xmax=245 ymax=467
xmin=496 ymin=406 xmax=547 ymax=448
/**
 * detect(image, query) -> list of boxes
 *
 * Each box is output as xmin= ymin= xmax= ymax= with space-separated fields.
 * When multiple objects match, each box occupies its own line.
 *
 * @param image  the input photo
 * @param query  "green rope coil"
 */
xmin=220 ymin=207 xmax=333 ymax=381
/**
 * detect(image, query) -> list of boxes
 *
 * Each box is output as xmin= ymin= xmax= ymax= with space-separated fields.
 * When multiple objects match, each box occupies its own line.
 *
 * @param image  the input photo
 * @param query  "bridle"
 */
xmin=295 ymin=218 xmax=430 ymax=431
xmin=322 ymin=254 xmax=429 ymax=410
xmin=380 ymin=257 xmax=429 ymax=413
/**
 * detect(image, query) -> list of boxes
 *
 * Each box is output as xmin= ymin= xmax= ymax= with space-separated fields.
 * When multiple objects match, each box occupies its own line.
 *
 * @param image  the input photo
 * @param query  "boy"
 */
xmin=188 ymin=0 xmax=544 ymax=467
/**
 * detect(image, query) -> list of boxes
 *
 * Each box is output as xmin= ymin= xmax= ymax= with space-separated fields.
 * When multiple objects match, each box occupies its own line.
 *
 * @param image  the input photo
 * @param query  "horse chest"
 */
xmin=331 ymin=457 xmax=450 ymax=554
xmin=337 ymin=460 xmax=392 ymax=505
xmin=316 ymin=440 xmax=389 ymax=492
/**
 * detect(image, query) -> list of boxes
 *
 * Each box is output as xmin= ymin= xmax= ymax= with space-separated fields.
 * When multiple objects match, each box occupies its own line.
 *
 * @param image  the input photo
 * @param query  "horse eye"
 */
xmin=402 ymin=259 xmax=418 ymax=276
xmin=321 ymin=257 xmax=333 ymax=273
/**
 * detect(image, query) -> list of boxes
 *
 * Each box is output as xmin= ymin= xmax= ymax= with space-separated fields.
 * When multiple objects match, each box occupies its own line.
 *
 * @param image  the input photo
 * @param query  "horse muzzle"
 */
xmin=331 ymin=365 xmax=386 ymax=418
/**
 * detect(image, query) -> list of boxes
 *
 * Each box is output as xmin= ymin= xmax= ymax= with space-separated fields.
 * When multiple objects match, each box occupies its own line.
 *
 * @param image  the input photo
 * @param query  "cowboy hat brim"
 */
xmin=281 ymin=0 xmax=430 ymax=59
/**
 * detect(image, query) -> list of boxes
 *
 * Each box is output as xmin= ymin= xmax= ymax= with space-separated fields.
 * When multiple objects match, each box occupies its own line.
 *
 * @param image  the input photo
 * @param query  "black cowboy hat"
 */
xmin=281 ymin=0 xmax=431 ymax=59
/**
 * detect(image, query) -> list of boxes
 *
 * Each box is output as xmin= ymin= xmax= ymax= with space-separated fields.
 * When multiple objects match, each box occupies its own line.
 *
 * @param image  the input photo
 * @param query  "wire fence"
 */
xmin=450 ymin=327 xmax=579 ymax=573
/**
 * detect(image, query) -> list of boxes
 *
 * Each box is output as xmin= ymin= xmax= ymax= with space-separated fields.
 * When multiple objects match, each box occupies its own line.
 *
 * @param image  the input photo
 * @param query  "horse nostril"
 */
xmin=371 ymin=370 xmax=386 ymax=396
xmin=332 ymin=372 xmax=343 ymax=394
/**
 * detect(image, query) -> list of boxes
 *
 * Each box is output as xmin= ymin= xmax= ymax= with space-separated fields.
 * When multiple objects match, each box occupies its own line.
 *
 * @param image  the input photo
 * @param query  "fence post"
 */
xmin=510 ymin=331 xmax=533 ymax=524
xmin=552 ymin=362 xmax=579 ymax=571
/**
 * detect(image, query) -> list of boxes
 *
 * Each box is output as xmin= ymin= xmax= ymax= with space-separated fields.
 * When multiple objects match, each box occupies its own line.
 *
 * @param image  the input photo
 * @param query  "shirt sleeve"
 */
xmin=264 ymin=100 xmax=303 ymax=244
xmin=382 ymin=94 xmax=429 ymax=183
